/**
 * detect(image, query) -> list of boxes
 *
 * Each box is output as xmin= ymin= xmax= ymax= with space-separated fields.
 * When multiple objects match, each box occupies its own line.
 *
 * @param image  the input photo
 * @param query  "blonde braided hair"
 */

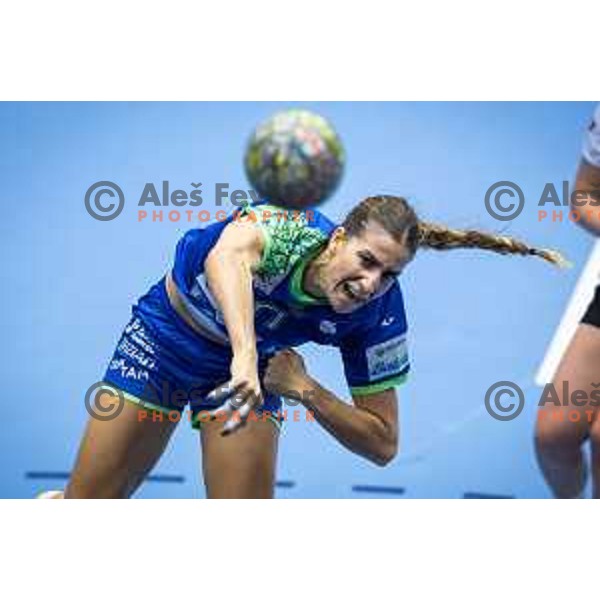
xmin=417 ymin=222 xmax=569 ymax=267
xmin=343 ymin=195 xmax=568 ymax=268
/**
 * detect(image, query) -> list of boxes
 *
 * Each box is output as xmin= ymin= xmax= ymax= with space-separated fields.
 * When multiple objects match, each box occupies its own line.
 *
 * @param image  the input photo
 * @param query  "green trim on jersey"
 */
xmin=99 ymin=383 xmax=177 ymax=415
xmin=289 ymin=245 xmax=329 ymax=306
xmin=349 ymin=373 xmax=408 ymax=396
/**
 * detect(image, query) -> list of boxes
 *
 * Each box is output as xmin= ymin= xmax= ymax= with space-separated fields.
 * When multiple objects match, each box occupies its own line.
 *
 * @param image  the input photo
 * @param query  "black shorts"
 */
xmin=582 ymin=285 xmax=600 ymax=328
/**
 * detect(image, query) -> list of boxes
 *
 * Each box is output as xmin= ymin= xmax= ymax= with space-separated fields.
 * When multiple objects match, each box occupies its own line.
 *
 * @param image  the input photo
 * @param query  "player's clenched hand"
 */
xmin=207 ymin=353 xmax=263 ymax=436
xmin=263 ymin=349 xmax=310 ymax=397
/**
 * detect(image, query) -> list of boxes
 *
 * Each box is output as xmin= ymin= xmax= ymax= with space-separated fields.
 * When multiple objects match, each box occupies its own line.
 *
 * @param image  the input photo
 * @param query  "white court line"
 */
xmin=535 ymin=239 xmax=600 ymax=386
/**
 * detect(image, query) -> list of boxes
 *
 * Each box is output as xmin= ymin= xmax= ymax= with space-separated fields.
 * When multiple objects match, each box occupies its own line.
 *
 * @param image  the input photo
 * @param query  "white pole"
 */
xmin=535 ymin=239 xmax=600 ymax=386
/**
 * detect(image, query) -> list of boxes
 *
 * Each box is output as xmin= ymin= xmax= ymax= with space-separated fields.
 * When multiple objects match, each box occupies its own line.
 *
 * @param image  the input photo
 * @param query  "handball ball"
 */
xmin=244 ymin=109 xmax=345 ymax=209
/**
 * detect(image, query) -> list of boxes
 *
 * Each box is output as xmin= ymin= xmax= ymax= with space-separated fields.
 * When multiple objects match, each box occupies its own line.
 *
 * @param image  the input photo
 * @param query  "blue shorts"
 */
xmin=102 ymin=277 xmax=283 ymax=429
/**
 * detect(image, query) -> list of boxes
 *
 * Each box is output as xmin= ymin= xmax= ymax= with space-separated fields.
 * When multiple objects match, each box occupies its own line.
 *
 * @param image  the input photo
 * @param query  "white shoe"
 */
xmin=36 ymin=490 xmax=64 ymax=499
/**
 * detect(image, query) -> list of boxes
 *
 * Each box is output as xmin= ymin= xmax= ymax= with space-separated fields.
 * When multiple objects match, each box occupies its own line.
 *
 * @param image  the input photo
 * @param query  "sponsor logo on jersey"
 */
xmin=366 ymin=335 xmax=408 ymax=381
xmin=108 ymin=358 xmax=150 ymax=382
xmin=319 ymin=320 xmax=337 ymax=335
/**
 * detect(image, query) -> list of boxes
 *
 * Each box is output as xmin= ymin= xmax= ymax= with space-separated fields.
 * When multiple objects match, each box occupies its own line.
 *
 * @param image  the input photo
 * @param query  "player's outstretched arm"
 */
xmin=264 ymin=349 xmax=398 ymax=466
xmin=572 ymin=160 xmax=600 ymax=236
xmin=204 ymin=220 xmax=265 ymax=434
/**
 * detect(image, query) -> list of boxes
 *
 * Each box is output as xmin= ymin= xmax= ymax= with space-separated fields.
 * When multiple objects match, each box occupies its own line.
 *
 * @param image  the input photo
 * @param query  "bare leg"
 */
xmin=65 ymin=392 xmax=179 ymax=499
xmin=535 ymin=324 xmax=600 ymax=498
xmin=200 ymin=418 xmax=280 ymax=499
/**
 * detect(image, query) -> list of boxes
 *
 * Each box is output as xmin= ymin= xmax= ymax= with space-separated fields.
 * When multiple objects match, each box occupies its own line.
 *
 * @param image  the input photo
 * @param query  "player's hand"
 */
xmin=263 ymin=349 xmax=310 ymax=397
xmin=207 ymin=353 xmax=263 ymax=436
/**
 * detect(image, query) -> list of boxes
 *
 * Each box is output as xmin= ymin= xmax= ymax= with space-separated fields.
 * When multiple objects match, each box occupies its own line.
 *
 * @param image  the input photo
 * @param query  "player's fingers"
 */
xmin=206 ymin=380 xmax=242 ymax=404
xmin=206 ymin=381 xmax=230 ymax=404
xmin=220 ymin=397 xmax=259 ymax=436
xmin=222 ymin=411 xmax=245 ymax=436
xmin=238 ymin=401 xmax=253 ymax=420
xmin=221 ymin=421 xmax=240 ymax=436
xmin=207 ymin=398 xmax=237 ymax=419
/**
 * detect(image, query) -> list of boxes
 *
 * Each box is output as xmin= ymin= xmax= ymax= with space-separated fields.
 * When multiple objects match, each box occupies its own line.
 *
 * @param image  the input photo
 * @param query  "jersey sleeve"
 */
xmin=583 ymin=103 xmax=600 ymax=168
xmin=338 ymin=282 xmax=410 ymax=396
xmin=242 ymin=204 xmax=328 ymax=282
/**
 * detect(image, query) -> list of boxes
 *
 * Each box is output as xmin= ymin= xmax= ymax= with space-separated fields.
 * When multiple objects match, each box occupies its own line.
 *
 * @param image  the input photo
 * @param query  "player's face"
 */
xmin=321 ymin=221 xmax=412 ymax=313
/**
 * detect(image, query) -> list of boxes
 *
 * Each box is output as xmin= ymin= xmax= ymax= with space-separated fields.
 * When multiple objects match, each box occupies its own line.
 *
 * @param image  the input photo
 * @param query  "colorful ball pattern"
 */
xmin=244 ymin=109 xmax=345 ymax=209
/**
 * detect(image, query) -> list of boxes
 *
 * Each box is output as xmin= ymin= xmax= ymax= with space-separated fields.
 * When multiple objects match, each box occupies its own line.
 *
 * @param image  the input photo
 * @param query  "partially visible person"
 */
xmin=572 ymin=105 xmax=600 ymax=234
xmin=536 ymin=103 xmax=600 ymax=498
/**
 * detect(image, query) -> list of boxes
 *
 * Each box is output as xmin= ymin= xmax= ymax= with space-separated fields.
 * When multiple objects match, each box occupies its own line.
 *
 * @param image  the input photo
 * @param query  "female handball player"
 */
xmin=40 ymin=195 xmax=562 ymax=498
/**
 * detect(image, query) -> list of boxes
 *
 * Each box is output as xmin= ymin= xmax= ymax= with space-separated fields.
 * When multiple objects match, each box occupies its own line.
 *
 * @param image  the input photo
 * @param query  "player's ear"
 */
xmin=330 ymin=226 xmax=348 ymax=247
xmin=320 ymin=227 xmax=348 ymax=263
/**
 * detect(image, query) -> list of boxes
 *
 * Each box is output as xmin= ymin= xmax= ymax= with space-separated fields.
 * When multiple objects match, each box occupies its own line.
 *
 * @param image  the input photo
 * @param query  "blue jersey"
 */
xmin=171 ymin=204 xmax=410 ymax=395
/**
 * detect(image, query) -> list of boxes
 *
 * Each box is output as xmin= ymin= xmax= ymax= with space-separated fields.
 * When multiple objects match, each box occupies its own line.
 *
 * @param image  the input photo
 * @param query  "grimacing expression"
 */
xmin=320 ymin=221 xmax=413 ymax=313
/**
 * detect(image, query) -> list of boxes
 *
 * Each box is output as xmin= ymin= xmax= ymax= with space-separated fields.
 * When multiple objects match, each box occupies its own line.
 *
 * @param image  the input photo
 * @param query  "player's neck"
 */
xmin=303 ymin=252 xmax=328 ymax=300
